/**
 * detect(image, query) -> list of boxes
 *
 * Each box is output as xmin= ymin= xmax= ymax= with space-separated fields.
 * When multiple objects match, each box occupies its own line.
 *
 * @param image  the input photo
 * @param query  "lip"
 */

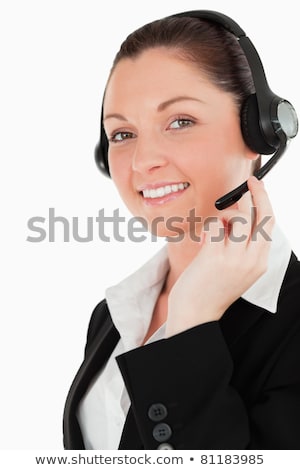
xmin=138 ymin=181 xmax=190 ymax=206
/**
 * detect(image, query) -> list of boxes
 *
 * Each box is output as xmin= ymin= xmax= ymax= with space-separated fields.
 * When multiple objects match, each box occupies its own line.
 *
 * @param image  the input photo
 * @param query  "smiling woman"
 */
xmin=63 ymin=11 xmax=300 ymax=450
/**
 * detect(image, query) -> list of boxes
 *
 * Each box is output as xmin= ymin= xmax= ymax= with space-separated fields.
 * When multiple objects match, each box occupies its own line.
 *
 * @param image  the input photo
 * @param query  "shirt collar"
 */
xmin=105 ymin=245 xmax=169 ymax=351
xmin=105 ymin=224 xmax=291 ymax=348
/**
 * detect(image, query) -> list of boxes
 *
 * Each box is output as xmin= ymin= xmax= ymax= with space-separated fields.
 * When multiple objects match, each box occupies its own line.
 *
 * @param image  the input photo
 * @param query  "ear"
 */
xmin=244 ymin=146 xmax=260 ymax=162
xmin=242 ymin=145 xmax=261 ymax=175
xmin=251 ymin=154 xmax=262 ymax=174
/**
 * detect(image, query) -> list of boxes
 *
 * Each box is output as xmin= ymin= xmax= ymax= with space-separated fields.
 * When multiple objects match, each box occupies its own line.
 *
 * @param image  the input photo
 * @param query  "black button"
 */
xmin=157 ymin=443 xmax=174 ymax=450
xmin=153 ymin=423 xmax=172 ymax=442
xmin=148 ymin=403 xmax=168 ymax=422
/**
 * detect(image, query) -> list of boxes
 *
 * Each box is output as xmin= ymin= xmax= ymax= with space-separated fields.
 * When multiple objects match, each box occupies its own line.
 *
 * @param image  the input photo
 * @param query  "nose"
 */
xmin=131 ymin=131 xmax=168 ymax=174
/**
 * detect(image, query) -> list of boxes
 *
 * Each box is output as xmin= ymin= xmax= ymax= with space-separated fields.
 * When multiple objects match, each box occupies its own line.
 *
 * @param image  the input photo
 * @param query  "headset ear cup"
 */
xmin=94 ymin=103 xmax=111 ymax=177
xmin=241 ymin=94 xmax=275 ymax=155
xmin=94 ymin=124 xmax=111 ymax=177
xmin=94 ymin=141 xmax=109 ymax=176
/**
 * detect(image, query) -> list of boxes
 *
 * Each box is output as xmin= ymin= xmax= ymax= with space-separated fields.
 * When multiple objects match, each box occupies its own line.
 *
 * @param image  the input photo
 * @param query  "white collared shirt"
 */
xmin=77 ymin=224 xmax=292 ymax=450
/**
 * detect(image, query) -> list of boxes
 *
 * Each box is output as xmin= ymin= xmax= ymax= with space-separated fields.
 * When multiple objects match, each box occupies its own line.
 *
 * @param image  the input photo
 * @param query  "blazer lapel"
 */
xmin=63 ymin=304 xmax=120 ymax=449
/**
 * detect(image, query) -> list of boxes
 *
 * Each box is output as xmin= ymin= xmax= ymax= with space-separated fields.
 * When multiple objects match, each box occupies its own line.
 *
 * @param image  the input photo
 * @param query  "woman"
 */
xmin=63 ymin=11 xmax=300 ymax=450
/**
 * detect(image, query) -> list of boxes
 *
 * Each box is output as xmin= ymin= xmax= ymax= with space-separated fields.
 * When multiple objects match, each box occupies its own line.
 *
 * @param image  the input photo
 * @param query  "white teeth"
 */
xmin=142 ymin=182 xmax=189 ymax=199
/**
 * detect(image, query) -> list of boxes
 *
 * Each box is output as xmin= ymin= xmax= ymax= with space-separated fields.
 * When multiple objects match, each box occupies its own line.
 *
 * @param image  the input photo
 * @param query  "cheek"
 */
xmin=108 ymin=151 xmax=130 ymax=190
xmin=109 ymin=152 xmax=141 ymax=213
xmin=185 ymin=120 xmax=246 ymax=175
xmin=179 ymin=127 xmax=246 ymax=210
xmin=179 ymin=136 xmax=222 ymax=180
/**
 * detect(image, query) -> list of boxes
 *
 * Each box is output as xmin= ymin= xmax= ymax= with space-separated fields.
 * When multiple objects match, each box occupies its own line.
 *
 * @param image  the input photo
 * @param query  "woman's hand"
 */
xmin=166 ymin=176 xmax=275 ymax=338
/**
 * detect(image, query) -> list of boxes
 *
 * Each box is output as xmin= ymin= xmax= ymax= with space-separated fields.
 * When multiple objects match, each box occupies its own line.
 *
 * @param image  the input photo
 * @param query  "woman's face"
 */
xmin=103 ymin=48 xmax=257 ymax=237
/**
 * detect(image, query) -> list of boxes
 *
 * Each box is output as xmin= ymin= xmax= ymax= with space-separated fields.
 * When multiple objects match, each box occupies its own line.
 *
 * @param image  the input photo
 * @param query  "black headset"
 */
xmin=94 ymin=10 xmax=298 ymax=210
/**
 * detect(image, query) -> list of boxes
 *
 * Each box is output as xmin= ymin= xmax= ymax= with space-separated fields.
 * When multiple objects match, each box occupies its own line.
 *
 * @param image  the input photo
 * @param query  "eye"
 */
xmin=110 ymin=131 xmax=136 ymax=143
xmin=168 ymin=117 xmax=195 ymax=129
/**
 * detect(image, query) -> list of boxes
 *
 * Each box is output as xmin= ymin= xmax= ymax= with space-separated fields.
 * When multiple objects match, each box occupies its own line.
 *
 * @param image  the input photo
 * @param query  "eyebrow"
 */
xmin=157 ymin=95 xmax=205 ymax=112
xmin=103 ymin=112 xmax=128 ymax=122
xmin=103 ymin=96 xmax=205 ymax=122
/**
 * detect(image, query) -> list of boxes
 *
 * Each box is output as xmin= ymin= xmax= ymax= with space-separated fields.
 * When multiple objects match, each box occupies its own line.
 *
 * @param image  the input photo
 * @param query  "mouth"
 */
xmin=138 ymin=182 xmax=190 ymax=206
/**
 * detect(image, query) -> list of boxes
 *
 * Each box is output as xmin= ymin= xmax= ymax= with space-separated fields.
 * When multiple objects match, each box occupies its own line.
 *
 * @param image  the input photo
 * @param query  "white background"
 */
xmin=0 ymin=0 xmax=299 ymax=449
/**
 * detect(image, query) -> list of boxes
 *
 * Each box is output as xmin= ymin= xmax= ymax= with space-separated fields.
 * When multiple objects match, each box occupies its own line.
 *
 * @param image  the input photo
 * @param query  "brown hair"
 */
xmin=111 ymin=16 xmax=255 ymax=107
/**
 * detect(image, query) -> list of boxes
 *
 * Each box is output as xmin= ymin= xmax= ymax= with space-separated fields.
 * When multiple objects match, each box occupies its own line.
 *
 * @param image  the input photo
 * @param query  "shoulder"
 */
xmin=279 ymin=252 xmax=300 ymax=302
xmin=270 ymin=252 xmax=300 ymax=342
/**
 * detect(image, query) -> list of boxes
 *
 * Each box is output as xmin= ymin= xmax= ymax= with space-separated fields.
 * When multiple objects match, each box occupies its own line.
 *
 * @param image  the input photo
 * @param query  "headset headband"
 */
xmin=173 ymin=10 xmax=277 ymax=146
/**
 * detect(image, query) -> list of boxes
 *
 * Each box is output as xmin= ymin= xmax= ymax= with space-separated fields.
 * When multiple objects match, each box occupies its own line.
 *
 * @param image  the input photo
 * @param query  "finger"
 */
xmin=247 ymin=176 xmax=275 ymax=241
xmin=235 ymin=181 xmax=255 ymax=220
xmin=202 ymin=216 xmax=226 ymax=247
xmin=214 ymin=207 xmax=252 ymax=247
xmin=227 ymin=212 xmax=252 ymax=246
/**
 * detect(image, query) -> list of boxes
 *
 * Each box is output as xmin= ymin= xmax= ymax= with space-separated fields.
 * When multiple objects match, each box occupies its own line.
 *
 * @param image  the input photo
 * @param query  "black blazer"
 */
xmin=63 ymin=252 xmax=300 ymax=450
